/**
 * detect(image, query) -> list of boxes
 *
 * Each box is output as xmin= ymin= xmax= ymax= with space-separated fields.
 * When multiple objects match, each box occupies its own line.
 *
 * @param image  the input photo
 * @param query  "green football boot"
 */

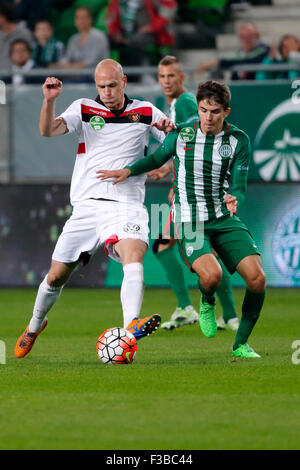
xmin=232 ymin=343 xmax=261 ymax=358
xmin=199 ymin=298 xmax=217 ymax=338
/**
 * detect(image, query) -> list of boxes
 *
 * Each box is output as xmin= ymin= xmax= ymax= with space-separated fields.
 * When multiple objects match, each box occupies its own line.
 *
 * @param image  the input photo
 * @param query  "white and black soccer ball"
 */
xmin=96 ymin=327 xmax=138 ymax=365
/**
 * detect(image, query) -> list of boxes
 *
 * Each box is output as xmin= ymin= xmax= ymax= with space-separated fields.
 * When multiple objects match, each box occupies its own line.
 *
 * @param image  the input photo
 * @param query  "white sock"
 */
xmin=121 ymin=262 xmax=144 ymax=328
xmin=28 ymin=275 xmax=63 ymax=333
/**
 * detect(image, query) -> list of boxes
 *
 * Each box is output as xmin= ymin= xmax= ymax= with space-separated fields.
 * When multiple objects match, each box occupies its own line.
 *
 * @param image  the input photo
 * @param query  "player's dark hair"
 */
xmin=0 ymin=3 xmax=14 ymax=22
xmin=158 ymin=55 xmax=180 ymax=67
xmin=196 ymin=81 xmax=231 ymax=110
xmin=9 ymin=39 xmax=32 ymax=56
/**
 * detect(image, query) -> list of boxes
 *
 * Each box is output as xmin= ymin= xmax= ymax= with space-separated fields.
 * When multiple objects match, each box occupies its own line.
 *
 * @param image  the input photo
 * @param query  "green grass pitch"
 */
xmin=0 ymin=287 xmax=299 ymax=450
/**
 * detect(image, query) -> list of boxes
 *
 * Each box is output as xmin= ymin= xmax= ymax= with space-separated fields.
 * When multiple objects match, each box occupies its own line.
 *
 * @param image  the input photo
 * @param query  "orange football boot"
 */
xmin=126 ymin=314 xmax=161 ymax=340
xmin=14 ymin=318 xmax=48 ymax=358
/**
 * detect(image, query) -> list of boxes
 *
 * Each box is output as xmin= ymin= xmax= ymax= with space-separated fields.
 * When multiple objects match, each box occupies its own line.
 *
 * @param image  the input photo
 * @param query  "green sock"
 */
xmin=198 ymin=280 xmax=216 ymax=306
xmin=155 ymin=246 xmax=192 ymax=309
xmin=215 ymin=256 xmax=237 ymax=323
xmin=233 ymin=289 xmax=265 ymax=350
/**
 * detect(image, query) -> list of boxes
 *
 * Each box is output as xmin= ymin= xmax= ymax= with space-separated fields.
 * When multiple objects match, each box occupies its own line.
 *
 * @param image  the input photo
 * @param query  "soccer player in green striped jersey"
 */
xmin=149 ymin=56 xmax=240 ymax=333
xmin=97 ymin=80 xmax=266 ymax=358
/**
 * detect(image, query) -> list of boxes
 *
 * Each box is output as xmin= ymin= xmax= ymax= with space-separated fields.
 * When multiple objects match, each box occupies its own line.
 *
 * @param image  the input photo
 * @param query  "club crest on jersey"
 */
xmin=128 ymin=112 xmax=140 ymax=123
xmin=123 ymin=222 xmax=140 ymax=233
xmin=179 ymin=127 xmax=195 ymax=142
xmin=219 ymin=143 xmax=232 ymax=158
xmin=186 ymin=246 xmax=194 ymax=257
xmin=90 ymin=115 xmax=105 ymax=130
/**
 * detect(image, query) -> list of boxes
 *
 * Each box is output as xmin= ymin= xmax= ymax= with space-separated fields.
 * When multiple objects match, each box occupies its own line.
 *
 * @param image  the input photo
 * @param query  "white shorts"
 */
xmin=52 ymin=199 xmax=149 ymax=264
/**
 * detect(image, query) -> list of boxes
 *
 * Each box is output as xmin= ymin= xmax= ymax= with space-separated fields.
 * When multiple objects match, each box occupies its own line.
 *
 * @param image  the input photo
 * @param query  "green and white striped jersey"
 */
xmin=127 ymin=118 xmax=251 ymax=222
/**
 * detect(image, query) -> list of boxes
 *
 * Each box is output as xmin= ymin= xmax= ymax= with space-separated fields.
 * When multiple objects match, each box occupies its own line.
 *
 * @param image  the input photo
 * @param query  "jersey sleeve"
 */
xmin=57 ymin=100 xmax=82 ymax=136
xmin=126 ymin=130 xmax=178 ymax=176
xmin=149 ymin=104 xmax=169 ymax=143
xmin=230 ymin=134 xmax=251 ymax=206
xmin=175 ymin=95 xmax=198 ymax=125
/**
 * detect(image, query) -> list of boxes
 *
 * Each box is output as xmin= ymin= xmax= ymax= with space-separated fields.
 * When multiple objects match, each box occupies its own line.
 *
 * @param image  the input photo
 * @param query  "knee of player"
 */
xmin=152 ymin=236 xmax=174 ymax=254
xmin=202 ymin=269 xmax=222 ymax=291
xmin=47 ymin=271 xmax=67 ymax=287
xmin=247 ymin=270 xmax=266 ymax=293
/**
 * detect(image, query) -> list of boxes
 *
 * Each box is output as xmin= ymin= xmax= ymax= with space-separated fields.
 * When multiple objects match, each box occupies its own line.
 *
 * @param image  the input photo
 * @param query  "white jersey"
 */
xmin=58 ymin=95 xmax=166 ymax=205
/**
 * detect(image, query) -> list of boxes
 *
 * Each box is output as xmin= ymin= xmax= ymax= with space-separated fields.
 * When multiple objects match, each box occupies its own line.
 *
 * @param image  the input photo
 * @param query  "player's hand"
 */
xmin=168 ymin=187 xmax=174 ymax=203
xmin=151 ymin=118 xmax=176 ymax=134
xmin=42 ymin=77 xmax=63 ymax=101
xmin=96 ymin=168 xmax=131 ymax=185
xmin=225 ymin=194 xmax=237 ymax=217
xmin=148 ymin=164 xmax=171 ymax=180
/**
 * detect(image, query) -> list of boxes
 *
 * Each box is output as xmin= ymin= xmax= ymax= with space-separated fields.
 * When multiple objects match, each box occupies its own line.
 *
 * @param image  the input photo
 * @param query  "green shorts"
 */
xmin=174 ymin=214 xmax=260 ymax=274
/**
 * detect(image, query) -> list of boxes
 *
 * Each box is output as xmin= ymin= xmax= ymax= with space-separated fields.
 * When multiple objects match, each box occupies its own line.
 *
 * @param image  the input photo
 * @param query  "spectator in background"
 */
xmin=32 ymin=19 xmax=64 ymax=67
xmin=53 ymin=6 xmax=109 ymax=70
xmin=256 ymin=34 xmax=300 ymax=81
xmin=13 ymin=0 xmax=53 ymax=31
xmin=197 ymin=23 xmax=270 ymax=80
xmin=107 ymin=0 xmax=177 ymax=68
xmin=0 ymin=2 xmax=33 ymax=70
xmin=6 ymin=38 xmax=35 ymax=84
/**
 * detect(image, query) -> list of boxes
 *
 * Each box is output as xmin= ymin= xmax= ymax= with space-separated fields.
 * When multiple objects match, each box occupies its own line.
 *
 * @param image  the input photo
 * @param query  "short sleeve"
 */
xmin=57 ymin=100 xmax=82 ymax=135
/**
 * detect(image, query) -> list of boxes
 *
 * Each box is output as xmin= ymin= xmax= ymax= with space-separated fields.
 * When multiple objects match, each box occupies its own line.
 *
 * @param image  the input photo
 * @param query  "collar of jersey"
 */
xmin=194 ymin=119 xmax=230 ymax=137
xmin=94 ymin=94 xmax=134 ymax=117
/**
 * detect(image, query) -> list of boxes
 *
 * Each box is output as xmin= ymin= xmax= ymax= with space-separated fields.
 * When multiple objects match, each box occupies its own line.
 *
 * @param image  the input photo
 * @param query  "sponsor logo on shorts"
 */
xmin=219 ymin=143 xmax=232 ymax=158
xmin=186 ymin=246 xmax=194 ymax=257
xmin=90 ymin=115 xmax=105 ymax=130
xmin=123 ymin=222 xmax=141 ymax=233
xmin=179 ymin=127 xmax=195 ymax=143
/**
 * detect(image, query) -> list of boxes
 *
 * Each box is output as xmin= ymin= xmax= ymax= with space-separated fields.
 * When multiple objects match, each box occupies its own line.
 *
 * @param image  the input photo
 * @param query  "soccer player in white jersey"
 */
xmin=15 ymin=59 xmax=174 ymax=358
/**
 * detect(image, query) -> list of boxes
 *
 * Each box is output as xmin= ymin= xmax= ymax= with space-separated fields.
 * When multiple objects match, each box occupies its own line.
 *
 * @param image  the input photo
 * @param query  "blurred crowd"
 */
xmin=0 ymin=0 xmax=299 ymax=85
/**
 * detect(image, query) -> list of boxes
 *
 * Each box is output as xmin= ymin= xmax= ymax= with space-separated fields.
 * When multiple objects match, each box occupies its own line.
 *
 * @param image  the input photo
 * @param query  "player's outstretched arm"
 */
xmin=40 ymin=77 xmax=67 ymax=137
xmin=97 ymin=130 xmax=178 ymax=184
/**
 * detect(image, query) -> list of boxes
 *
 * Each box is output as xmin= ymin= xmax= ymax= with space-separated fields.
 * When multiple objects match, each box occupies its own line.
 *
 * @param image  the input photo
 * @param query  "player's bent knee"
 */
xmin=247 ymin=271 xmax=266 ymax=293
xmin=200 ymin=270 xmax=222 ymax=291
xmin=152 ymin=236 xmax=174 ymax=254
xmin=47 ymin=272 xmax=67 ymax=287
xmin=47 ymin=262 xmax=73 ymax=287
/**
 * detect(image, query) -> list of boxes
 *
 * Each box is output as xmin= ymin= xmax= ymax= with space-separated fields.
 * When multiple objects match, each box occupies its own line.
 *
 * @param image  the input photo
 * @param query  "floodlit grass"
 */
xmin=0 ymin=287 xmax=299 ymax=450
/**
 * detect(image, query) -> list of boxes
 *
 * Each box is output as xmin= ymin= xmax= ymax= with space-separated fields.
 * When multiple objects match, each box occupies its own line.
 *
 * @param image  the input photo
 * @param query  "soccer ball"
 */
xmin=96 ymin=327 xmax=137 ymax=365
